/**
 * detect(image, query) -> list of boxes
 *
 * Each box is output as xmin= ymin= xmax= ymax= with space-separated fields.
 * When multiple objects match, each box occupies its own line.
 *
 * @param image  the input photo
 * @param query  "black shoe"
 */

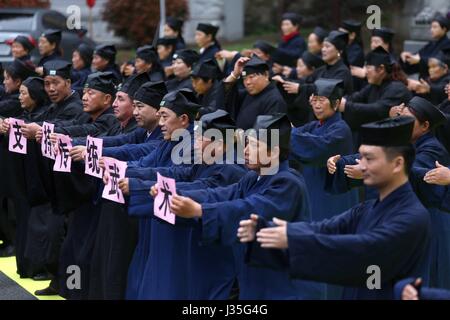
xmin=32 ymin=272 xmax=52 ymax=281
xmin=0 ymin=245 xmax=15 ymax=257
xmin=34 ymin=286 xmax=58 ymax=296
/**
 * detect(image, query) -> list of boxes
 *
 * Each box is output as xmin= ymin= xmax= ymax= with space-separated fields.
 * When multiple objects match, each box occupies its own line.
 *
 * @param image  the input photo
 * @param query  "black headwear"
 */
xmin=41 ymin=29 xmax=62 ymax=45
xmin=314 ymin=78 xmax=344 ymax=102
xmin=197 ymin=23 xmax=219 ymax=37
xmin=312 ymin=26 xmax=329 ymax=43
xmin=371 ymin=27 xmax=395 ymax=43
xmin=166 ymin=17 xmax=184 ymax=32
xmin=324 ymin=30 xmax=349 ymax=52
xmin=172 ymin=49 xmax=200 ymax=67
xmin=76 ymin=43 xmax=94 ymax=67
xmin=84 ymin=71 xmax=118 ymax=96
xmin=281 ymin=12 xmax=302 ymax=26
xmin=22 ymin=77 xmax=47 ymax=105
xmin=6 ymin=59 xmax=36 ymax=80
xmin=253 ymin=40 xmax=276 ymax=56
xmin=133 ymin=81 xmax=168 ymax=109
xmin=136 ymin=45 xmax=158 ymax=64
xmin=365 ymin=46 xmax=395 ymax=67
xmin=118 ymin=72 xmax=151 ymax=97
xmin=94 ymin=44 xmax=117 ymax=63
xmin=252 ymin=113 xmax=291 ymax=161
xmin=191 ymin=59 xmax=220 ymax=79
xmin=242 ymin=56 xmax=269 ymax=76
xmin=199 ymin=109 xmax=236 ymax=136
xmin=341 ymin=20 xmax=362 ymax=33
xmin=432 ymin=13 xmax=450 ymax=30
xmin=407 ymin=96 xmax=447 ymax=129
xmin=43 ymin=60 xmax=72 ymax=79
xmin=159 ymin=89 xmax=201 ymax=122
xmin=360 ymin=116 xmax=415 ymax=147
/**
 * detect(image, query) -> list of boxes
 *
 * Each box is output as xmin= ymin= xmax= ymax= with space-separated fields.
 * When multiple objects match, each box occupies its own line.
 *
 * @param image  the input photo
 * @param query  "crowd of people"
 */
xmin=0 ymin=10 xmax=450 ymax=300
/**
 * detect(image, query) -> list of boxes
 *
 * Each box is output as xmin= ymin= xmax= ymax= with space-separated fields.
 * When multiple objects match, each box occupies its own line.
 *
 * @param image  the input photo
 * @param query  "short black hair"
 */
xmin=382 ymin=144 xmax=415 ymax=175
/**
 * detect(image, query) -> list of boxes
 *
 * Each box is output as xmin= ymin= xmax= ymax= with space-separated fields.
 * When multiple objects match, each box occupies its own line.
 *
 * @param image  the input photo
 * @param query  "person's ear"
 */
xmin=392 ymin=155 xmax=405 ymax=175
xmin=271 ymin=145 xmax=280 ymax=161
xmin=104 ymin=94 xmax=112 ymax=106
xmin=423 ymin=120 xmax=430 ymax=132
xmin=179 ymin=114 xmax=190 ymax=126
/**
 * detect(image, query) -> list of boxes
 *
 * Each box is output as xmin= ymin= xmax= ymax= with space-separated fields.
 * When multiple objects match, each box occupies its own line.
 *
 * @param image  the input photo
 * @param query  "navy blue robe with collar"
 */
xmin=277 ymin=33 xmax=307 ymax=61
xmin=177 ymin=161 xmax=324 ymax=299
xmin=126 ymin=162 xmax=247 ymax=300
xmin=324 ymin=131 xmax=450 ymax=290
xmin=198 ymin=42 xmax=221 ymax=64
xmin=248 ymin=182 xmax=430 ymax=299
xmin=290 ymin=112 xmax=359 ymax=221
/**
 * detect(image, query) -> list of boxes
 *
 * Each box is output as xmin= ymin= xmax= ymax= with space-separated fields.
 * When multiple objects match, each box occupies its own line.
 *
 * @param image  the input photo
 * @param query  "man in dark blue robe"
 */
xmin=239 ymin=116 xmax=431 ymax=299
xmin=165 ymin=114 xmax=323 ymax=299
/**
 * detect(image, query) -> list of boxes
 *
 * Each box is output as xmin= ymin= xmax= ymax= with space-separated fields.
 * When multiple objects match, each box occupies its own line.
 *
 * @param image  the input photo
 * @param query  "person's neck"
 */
xmin=378 ymin=175 xmax=408 ymax=201
xmin=90 ymin=106 xmax=109 ymax=121
xmin=144 ymin=121 xmax=158 ymax=133
xmin=202 ymin=41 xmax=214 ymax=50
xmin=327 ymin=56 xmax=340 ymax=66
xmin=120 ymin=116 xmax=132 ymax=129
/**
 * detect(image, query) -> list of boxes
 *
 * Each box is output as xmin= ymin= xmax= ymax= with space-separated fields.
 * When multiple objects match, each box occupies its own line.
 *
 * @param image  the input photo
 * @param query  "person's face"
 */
xmin=281 ymin=20 xmax=297 ymax=35
xmin=112 ymin=91 xmax=134 ymax=122
xmin=243 ymin=136 xmax=279 ymax=172
xmin=252 ymin=48 xmax=270 ymax=61
xmin=310 ymin=95 xmax=337 ymax=120
xmin=172 ymin=58 xmax=191 ymax=78
xmin=157 ymin=106 xmax=188 ymax=140
xmin=38 ymin=36 xmax=55 ymax=56
xmin=431 ymin=21 xmax=446 ymax=39
xmin=321 ymin=41 xmax=339 ymax=63
xmin=157 ymin=44 xmax=173 ymax=61
xmin=92 ymin=54 xmax=109 ymax=71
xmin=401 ymin=107 xmax=430 ymax=141
xmin=164 ymin=24 xmax=178 ymax=38
xmin=72 ymin=51 xmax=86 ymax=70
xmin=296 ymin=58 xmax=313 ymax=78
xmin=358 ymin=145 xmax=401 ymax=188
xmin=243 ymin=72 xmax=269 ymax=95
xmin=194 ymin=135 xmax=223 ymax=163
xmin=82 ymin=88 xmax=109 ymax=114
xmin=19 ymin=84 xmax=35 ymax=110
xmin=428 ymin=58 xmax=448 ymax=81
xmin=44 ymin=75 xmax=71 ymax=103
xmin=366 ymin=65 xmax=386 ymax=85
xmin=192 ymin=77 xmax=213 ymax=95
xmin=3 ymin=71 xmax=20 ymax=93
xmin=132 ymin=100 xmax=160 ymax=129
xmin=195 ymin=30 xmax=212 ymax=48
xmin=308 ymin=33 xmax=322 ymax=55
xmin=370 ymin=36 xmax=389 ymax=51
xmin=11 ymin=42 xmax=28 ymax=59
xmin=134 ymin=57 xmax=152 ymax=74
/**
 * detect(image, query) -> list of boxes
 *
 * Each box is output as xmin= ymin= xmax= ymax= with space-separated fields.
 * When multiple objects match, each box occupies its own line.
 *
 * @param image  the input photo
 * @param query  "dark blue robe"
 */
xmin=178 ymin=161 xmax=324 ymax=299
xmin=395 ymin=277 xmax=450 ymax=300
xmin=290 ymin=112 xmax=359 ymax=220
xmin=277 ymin=33 xmax=307 ymax=61
xmin=198 ymin=42 xmax=221 ymax=64
xmin=127 ymin=162 xmax=247 ymax=300
xmin=248 ymin=182 xmax=430 ymax=299
xmin=290 ymin=112 xmax=359 ymax=299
